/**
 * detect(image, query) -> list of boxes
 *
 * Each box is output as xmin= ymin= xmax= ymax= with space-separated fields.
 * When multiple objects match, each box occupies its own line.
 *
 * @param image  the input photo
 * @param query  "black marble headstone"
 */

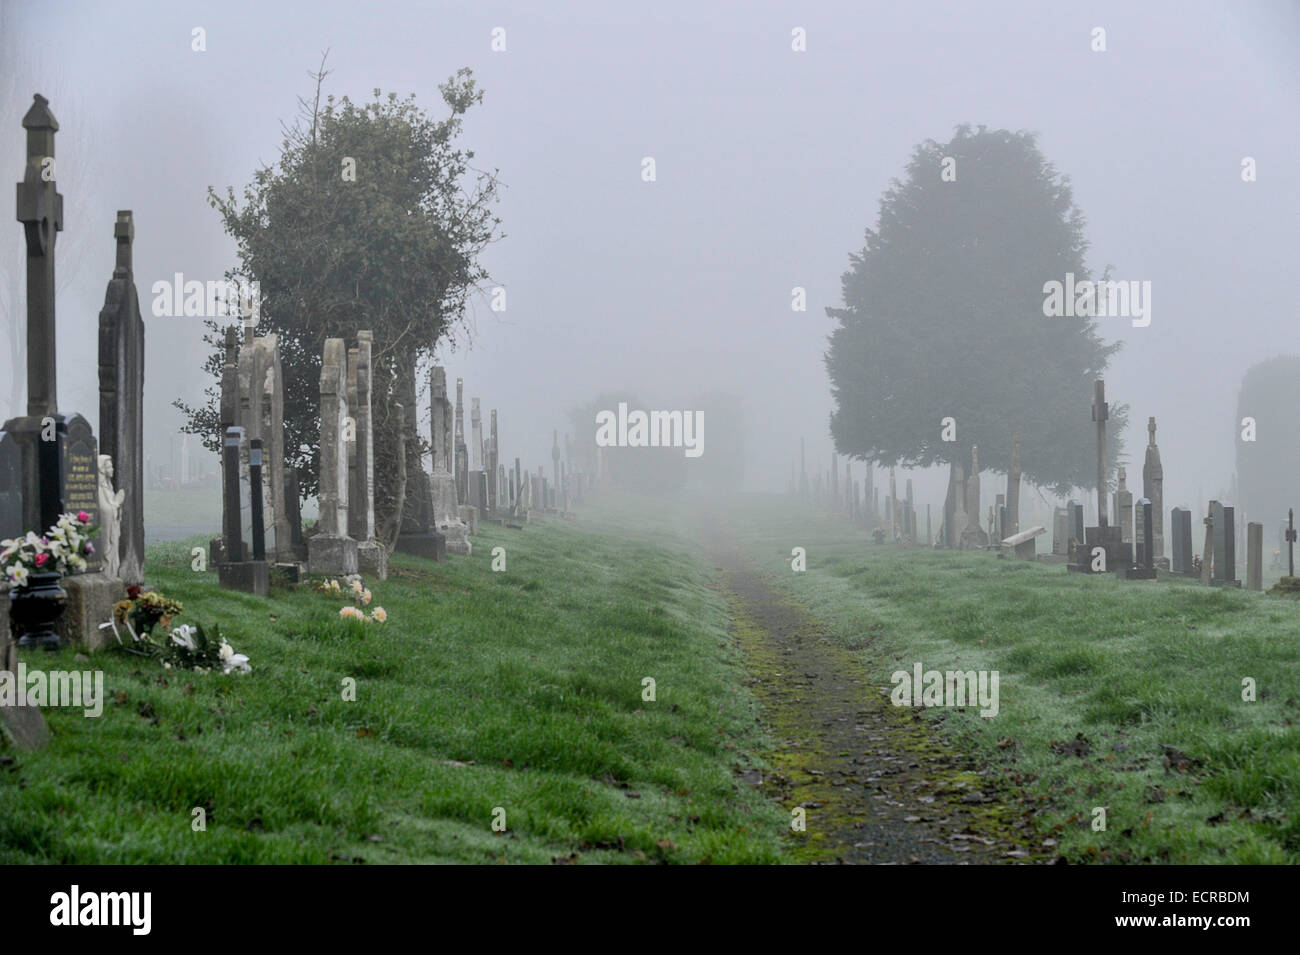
xmin=1171 ymin=507 xmax=1193 ymax=575
xmin=0 ymin=430 xmax=23 ymax=540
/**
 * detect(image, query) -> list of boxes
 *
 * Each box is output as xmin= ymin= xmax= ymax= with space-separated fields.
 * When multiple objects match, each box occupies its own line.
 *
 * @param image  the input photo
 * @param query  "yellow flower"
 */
xmin=362 ymin=589 xmax=372 ymax=605
xmin=371 ymin=607 xmax=387 ymax=623
xmin=339 ymin=605 xmax=363 ymax=620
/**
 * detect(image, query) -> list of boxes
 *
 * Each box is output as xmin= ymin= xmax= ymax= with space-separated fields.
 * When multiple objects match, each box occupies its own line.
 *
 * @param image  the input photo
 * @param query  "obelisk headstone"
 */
xmin=96 ymin=210 xmax=145 ymax=586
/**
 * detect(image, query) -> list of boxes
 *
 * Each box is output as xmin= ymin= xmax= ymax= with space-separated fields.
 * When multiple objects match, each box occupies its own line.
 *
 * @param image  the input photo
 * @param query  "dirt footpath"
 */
xmin=707 ymin=526 xmax=1046 ymax=864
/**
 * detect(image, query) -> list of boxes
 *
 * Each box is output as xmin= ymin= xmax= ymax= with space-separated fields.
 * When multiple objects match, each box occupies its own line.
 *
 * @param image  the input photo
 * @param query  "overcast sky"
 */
xmin=3 ymin=0 xmax=1298 ymax=516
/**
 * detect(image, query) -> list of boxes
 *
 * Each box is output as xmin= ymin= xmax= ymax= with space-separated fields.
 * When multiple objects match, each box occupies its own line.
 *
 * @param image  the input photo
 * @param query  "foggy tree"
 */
xmin=175 ymin=59 xmax=501 ymax=542
xmin=1234 ymin=355 xmax=1300 ymax=532
xmin=824 ymin=125 xmax=1126 ymax=497
xmin=685 ymin=392 xmax=743 ymax=491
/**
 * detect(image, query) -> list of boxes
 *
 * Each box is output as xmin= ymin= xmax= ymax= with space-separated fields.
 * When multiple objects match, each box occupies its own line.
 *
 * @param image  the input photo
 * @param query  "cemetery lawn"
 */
xmin=0 ymin=516 xmax=786 ymax=864
xmin=728 ymin=497 xmax=1300 ymax=864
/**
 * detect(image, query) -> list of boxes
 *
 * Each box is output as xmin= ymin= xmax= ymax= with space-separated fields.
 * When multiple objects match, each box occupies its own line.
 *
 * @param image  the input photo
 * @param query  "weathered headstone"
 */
xmin=1142 ymin=417 xmax=1164 ymax=564
xmin=1006 ymin=432 xmax=1021 ymax=536
xmin=1113 ymin=467 xmax=1133 ymax=544
xmin=1123 ymin=499 xmax=1157 ymax=580
xmin=308 ymin=339 xmax=358 ymax=575
xmin=217 ymin=426 xmax=268 ymax=594
xmin=347 ymin=332 xmax=387 ymax=577
xmin=1211 ymin=501 xmax=1239 ymax=587
xmin=1000 ymin=525 xmax=1045 ymax=560
xmin=1170 ymin=507 xmax=1193 ymax=576
xmin=1246 ymin=521 xmax=1263 ymax=591
xmin=96 ymin=210 xmax=145 ymax=586
xmin=1052 ymin=507 xmax=1069 ymax=556
xmin=454 ymin=377 xmax=468 ymax=505
xmin=429 ymin=367 xmax=469 ymax=555
xmin=1200 ymin=508 xmax=1215 ymax=586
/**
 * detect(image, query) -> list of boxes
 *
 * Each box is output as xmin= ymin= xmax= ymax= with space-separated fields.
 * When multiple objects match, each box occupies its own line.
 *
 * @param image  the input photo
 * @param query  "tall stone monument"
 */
xmin=347 ymin=331 xmax=386 ymax=578
xmin=430 ymin=367 xmax=469 ymax=555
xmin=1142 ymin=416 xmax=1165 ymax=565
xmin=96 ymin=210 xmax=146 ymax=586
xmin=308 ymin=339 xmax=358 ymax=575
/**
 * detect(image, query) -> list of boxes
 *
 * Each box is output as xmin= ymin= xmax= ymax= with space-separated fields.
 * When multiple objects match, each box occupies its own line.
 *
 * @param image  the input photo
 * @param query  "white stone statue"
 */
xmin=97 ymin=454 xmax=125 ymax=578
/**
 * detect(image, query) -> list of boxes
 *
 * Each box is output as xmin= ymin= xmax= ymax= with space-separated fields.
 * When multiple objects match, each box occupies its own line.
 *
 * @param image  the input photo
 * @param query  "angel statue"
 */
xmin=97 ymin=454 xmax=125 ymax=578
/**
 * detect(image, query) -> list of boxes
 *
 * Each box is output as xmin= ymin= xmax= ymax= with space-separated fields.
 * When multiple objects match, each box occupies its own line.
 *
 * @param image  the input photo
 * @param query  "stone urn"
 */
xmin=11 ymin=571 xmax=68 ymax=652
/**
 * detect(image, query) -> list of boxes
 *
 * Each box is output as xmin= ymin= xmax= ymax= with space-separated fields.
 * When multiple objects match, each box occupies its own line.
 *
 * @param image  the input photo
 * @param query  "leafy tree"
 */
xmin=176 ymin=58 xmax=501 ymax=543
xmin=825 ymin=125 xmax=1126 ymax=497
xmin=1234 ymin=355 xmax=1300 ymax=532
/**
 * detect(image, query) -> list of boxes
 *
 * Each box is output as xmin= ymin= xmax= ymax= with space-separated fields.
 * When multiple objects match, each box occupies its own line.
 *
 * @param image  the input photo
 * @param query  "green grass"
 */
xmin=1 ymin=512 xmax=783 ymax=864
xmin=728 ymin=494 xmax=1300 ymax=864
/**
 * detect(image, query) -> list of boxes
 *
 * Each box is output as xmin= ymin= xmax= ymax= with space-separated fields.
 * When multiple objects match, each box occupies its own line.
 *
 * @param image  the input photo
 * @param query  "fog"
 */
xmin=3 ymin=0 xmax=1298 ymax=520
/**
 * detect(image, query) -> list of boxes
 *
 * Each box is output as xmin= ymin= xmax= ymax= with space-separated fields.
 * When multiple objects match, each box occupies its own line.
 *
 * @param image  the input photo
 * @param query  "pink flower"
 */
xmin=77 ymin=512 xmax=90 ymax=523
xmin=34 ymin=552 xmax=48 ymax=567
xmin=85 ymin=543 xmax=95 ymax=556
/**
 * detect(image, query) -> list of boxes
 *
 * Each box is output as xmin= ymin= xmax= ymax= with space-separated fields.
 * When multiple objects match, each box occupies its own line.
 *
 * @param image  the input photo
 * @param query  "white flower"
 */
xmin=5 ymin=564 xmax=29 ymax=587
xmin=24 ymin=532 xmax=45 ymax=552
xmin=170 ymin=624 xmax=198 ymax=652
xmin=219 ymin=641 xmax=251 ymax=674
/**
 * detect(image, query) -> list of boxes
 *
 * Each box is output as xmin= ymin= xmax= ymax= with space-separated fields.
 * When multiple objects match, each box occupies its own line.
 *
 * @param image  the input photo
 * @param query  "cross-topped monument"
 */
xmin=16 ymin=94 xmax=64 ymax=419
xmin=1091 ymin=379 xmax=1108 ymax=526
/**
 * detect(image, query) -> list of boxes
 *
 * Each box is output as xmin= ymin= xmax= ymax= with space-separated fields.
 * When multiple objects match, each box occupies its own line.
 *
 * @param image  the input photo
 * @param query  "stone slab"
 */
xmin=308 ymin=535 xmax=358 ymax=577
xmin=218 ymin=560 xmax=270 ymax=596
xmin=356 ymin=540 xmax=389 ymax=579
xmin=57 ymin=572 xmax=122 ymax=650
xmin=395 ymin=532 xmax=446 ymax=562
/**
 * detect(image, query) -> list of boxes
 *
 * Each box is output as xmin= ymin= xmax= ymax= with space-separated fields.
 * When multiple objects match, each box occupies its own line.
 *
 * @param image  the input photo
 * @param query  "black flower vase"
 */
xmin=11 ymin=571 xmax=68 ymax=651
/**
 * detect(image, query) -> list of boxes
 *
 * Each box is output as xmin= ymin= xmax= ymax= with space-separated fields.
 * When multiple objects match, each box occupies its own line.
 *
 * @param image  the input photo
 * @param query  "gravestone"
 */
xmin=1210 ymin=501 xmax=1239 ymax=587
xmin=488 ymin=409 xmax=499 ymax=515
xmin=1000 ymin=525 xmax=1045 ymax=560
xmin=308 ymin=339 xmax=358 ymax=575
xmin=471 ymin=399 xmax=483 ymax=472
xmin=1170 ymin=507 xmax=1193 ymax=576
xmin=429 ymin=367 xmax=469 ymax=555
xmin=1122 ymin=499 xmax=1157 ymax=580
xmin=217 ymin=426 xmax=268 ymax=594
xmin=552 ymin=430 xmax=562 ymax=498
xmin=345 ymin=333 xmax=386 ymax=577
xmin=96 ymin=210 xmax=145 ymax=586
xmin=454 ymin=377 xmax=468 ymax=505
xmin=1075 ymin=380 xmax=1123 ymax=573
xmin=1005 ymin=432 xmax=1021 ymax=536
xmin=0 ymin=431 xmax=23 ymax=539
xmin=1113 ymin=467 xmax=1133 ymax=544
xmin=1142 ymin=417 xmax=1164 ymax=564
xmin=1200 ymin=508 xmax=1215 ymax=586
xmin=1246 ymin=522 xmax=1263 ymax=591
xmin=284 ymin=467 xmax=306 ymax=560
xmin=1052 ymin=507 xmax=1069 ymax=556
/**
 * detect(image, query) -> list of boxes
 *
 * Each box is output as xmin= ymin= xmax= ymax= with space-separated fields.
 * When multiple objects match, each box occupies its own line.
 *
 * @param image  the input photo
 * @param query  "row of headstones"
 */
xmin=211 ymin=326 xmax=593 ymax=594
xmin=1 ymin=96 xmax=147 ymax=658
xmin=1051 ymin=497 xmax=1280 ymax=588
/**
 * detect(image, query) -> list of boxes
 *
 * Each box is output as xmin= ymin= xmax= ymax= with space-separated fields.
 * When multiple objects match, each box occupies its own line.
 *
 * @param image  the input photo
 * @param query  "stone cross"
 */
xmin=1006 ymin=432 xmax=1021 ymax=536
xmin=1114 ymin=467 xmax=1133 ymax=543
xmin=1286 ymin=508 xmax=1296 ymax=579
xmin=16 ymin=95 xmax=64 ymax=419
xmin=1091 ymin=380 xmax=1109 ymax=526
